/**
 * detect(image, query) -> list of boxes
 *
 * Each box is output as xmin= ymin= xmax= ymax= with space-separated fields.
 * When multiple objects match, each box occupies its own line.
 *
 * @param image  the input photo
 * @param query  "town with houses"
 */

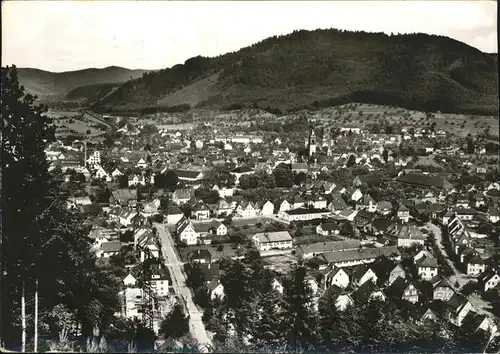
xmin=45 ymin=106 xmax=500 ymax=348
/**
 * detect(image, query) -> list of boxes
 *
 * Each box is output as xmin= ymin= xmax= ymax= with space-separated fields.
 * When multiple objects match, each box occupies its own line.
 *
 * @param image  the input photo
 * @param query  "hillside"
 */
xmin=17 ymin=66 xmax=149 ymax=101
xmin=92 ymin=29 xmax=499 ymax=115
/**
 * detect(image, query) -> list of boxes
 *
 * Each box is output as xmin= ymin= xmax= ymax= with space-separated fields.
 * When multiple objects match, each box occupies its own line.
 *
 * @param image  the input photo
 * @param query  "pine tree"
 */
xmin=282 ymin=265 xmax=318 ymax=351
xmin=219 ymin=259 xmax=255 ymax=340
xmin=1 ymin=66 xmax=120 ymax=347
xmin=250 ymin=272 xmax=285 ymax=350
xmin=160 ymin=302 xmax=189 ymax=339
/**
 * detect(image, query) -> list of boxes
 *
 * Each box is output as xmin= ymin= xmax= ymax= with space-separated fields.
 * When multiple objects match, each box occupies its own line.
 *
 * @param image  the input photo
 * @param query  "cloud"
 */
xmin=1 ymin=0 xmax=497 ymax=72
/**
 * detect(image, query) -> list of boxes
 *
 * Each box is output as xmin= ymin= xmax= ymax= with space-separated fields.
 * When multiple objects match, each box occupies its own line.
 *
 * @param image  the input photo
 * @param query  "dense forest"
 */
xmin=91 ymin=29 xmax=498 ymax=115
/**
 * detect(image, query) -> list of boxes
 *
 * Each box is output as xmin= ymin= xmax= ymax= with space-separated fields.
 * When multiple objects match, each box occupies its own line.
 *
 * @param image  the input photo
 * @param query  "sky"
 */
xmin=2 ymin=1 xmax=498 ymax=72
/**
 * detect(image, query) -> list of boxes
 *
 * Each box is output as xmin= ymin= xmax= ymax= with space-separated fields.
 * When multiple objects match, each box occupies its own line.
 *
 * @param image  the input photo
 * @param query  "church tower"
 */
xmin=309 ymin=129 xmax=317 ymax=158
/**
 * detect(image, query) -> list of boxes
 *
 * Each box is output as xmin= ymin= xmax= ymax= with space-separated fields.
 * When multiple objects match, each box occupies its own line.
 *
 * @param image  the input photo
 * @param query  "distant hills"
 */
xmin=17 ymin=29 xmax=500 ymax=115
xmin=16 ymin=66 xmax=148 ymax=102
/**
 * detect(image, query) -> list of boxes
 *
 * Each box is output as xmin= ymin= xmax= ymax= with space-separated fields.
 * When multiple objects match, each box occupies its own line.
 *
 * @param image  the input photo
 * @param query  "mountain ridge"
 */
xmin=92 ymin=29 xmax=499 ymax=115
xmin=16 ymin=66 xmax=151 ymax=101
xmin=14 ymin=28 xmax=500 ymax=115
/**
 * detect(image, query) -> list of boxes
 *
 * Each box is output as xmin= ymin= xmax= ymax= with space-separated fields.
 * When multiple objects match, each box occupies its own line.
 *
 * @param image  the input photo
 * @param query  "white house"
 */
xmin=112 ymin=168 xmax=123 ymax=178
xmin=123 ymin=273 xmax=137 ymax=287
xmin=86 ymin=151 xmax=101 ymax=167
xmin=278 ymin=200 xmax=291 ymax=212
xmin=272 ymin=278 xmax=284 ymax=294
xmin=324 ymin=267 xmax=350 ymax=289
xmin=208 ymin=280 xmax=225 ymax=300
xmin=177 ymin=219 xmax=199 ymax=245
xmin=136 ymin=158 xmax=148 ymax=169
xmin=260 ymin=201 xmax=275 ymax=216
xmin=166 ymin=206 xmax=184 ymax=226
xmin=252 ymin=231 xmax=293 ymax=254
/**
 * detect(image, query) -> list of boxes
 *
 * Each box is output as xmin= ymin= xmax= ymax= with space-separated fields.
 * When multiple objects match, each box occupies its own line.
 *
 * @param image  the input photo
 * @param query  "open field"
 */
xmin=309 ymin=103 xmax=499 ymax=138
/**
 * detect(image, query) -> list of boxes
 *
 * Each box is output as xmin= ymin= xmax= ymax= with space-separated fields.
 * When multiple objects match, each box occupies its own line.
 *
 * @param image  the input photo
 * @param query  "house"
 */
xmin=209 ymin=220 xmax=227 ymax=236
xmin=455 ymin=208 xmax=476 ymax=221
xmin=328 ymin=194 xmax=348 ymax=214
xmin=360 ymin=194 xmax=377 ymax=213
xmin=464 ymin=313 xmax=497 ymax=333
xmin=67 ymin=196 xmax=93 ymax=209
xmin=252 ymin=231 xmax=293 ymax=254
xmin=352 ymin=280 xmax=386 ymax=303
xmin=192 ymin=201 xmax=211 ymax=220
xmin=166 ymin=206 xmax=184 ymax=226
xmin=488 ymin=207 xmax=500 ymax=223
xmin=236 ymin=200 xmax=257 ymax=218
xmin=388 ymin=264 xmax=406 ymax=285
xmin=149 ymin=264 xmax=171 ymax=297
xmin=136 ymin=158 xmax=148 ymax=169
xmin=278 ymin=207 xmax=331 ymax=222
xmin=344 ymin=187 xmax=363 ymax=202
xmin=141 ymin=201 xmax=159 ymax=217
xmin=111 ymin=168 xmax=123 ymax=178
xmin=296 ymin=240 xmax=361 ymax=260
xmin=338 ymin=209 xmax=358 ymax=222
xmin=316 ymin=221 xmax=341 ymax=236
xmin=324 ymin=285 xmax=354 ymax=311
xmin=208 ymin=280 xmax=225 ymax=300
xmin=110 ymin=189 xmax=138 ymax=207
xmin=478 ymin=271 xmax=500 ymax=292
xmin=177 ymin=219 xmax=199 ymax=245
xmin=418 ymin=307 xmax=438 ymax=324
xmin=271 ymin=278 xmax=284 ymax=294
xmin=86 ymin=150 xmax=101 ymax=167
xmin=402 ymin=282 xmax=419 ymax=303
xmin=397 ymin=204 xmax=410 ymax=223
xmin=128 ymin=174 xmax=146 ymax=187
xmin=415 ymin=255 xmax=438 ymax=280
xmin=136 ymin=230 xmax=160 ymax=262
xmin=351 ymin=264 xmax=378 ymax=286
xmin=466 ymin=256 xmax=486 ymax=276
xmin=390 ymin=224 xmax=426 ymax=248
xmin=377 ymin=201 xmax=393 ymax=216
xmin=118 ymin=208 xmax=139 ymax=227
xmin=95 ymin=240 xmax=122 ymax=258
xmin=212 ymin=185 xmax=234 ymax=199
xmin=278 ymin=199 xmax=291 ymax=212
xmin=172 ymin=188 xmax=192 ymax=205
xmin=123 ymin=273 xmax=137 ymax=287
xmin=260 ymin=200 xmax=275 ymax=216
xmin=291 ymin=197 xmax=306 ymax=209
xmin=308 ymin=246 xmax=401 ymax=269
xmin=200 ymin=263 xmax=220 ymax=284
xmin=120 ymin=287 xmax=144 ymax=320
xmin=291 ymin=163 xmax=308 ymax=174
xmin=173 ymin=169 xmax=204 ymax=183
xmin=431 ymin=276 xmax=455 ymax=302
xmin=214 ymin=199 xmax=233 ymax=217
xmin=321 ymin=266 xmax=350 ymax=289
xmin=188 ymin=249 xmax=212 ymax=264
xmin=308 ymin=195 xmax=328 ymax=209
xmin=447 ymin=294 xmax=474 ymax=327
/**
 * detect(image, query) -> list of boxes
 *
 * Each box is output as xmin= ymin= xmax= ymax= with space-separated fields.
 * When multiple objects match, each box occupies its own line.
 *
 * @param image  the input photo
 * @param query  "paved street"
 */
xmin=427 ymin=222 xmax=497 ymax=319
xmin=154 ymin=223 xmax=213 ymax=352
xmin=426 ymin=222 xmax=467 ymax=289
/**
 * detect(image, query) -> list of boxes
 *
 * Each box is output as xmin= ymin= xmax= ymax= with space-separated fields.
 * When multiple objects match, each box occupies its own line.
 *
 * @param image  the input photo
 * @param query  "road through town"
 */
xmin=426 ymin=222 xmax=467 ymax=289
xmin=154 ymin=223 xmax=212 ymax=352
xmin=427 ymin=222 xmax=497 ymax=319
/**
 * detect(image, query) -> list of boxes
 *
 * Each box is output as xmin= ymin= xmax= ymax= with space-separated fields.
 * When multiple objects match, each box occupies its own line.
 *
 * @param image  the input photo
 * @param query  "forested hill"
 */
xmin=92 ymin=29 xmax=499 ymax=115
xmin=16 ymin=66 xmax=148 ymax=101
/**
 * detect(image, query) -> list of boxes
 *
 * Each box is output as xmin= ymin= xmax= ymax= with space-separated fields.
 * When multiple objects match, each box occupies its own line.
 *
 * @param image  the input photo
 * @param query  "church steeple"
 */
xmin=309 ymin=129 xmax=317 ymax=158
